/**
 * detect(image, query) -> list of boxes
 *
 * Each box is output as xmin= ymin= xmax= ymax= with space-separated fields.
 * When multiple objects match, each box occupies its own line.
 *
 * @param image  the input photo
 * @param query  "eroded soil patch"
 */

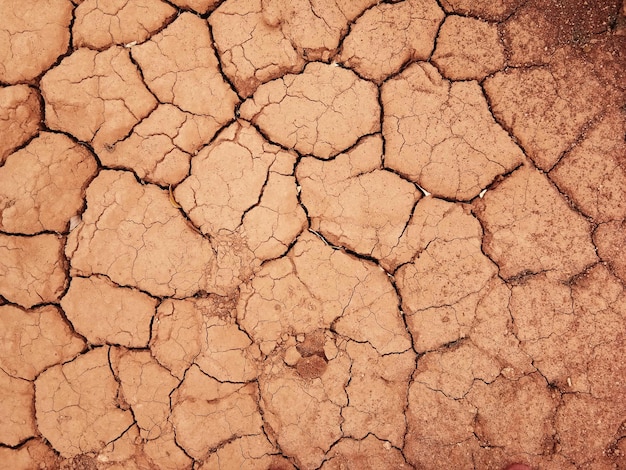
xmin=1 ymin=0 xmax=625 ymax=469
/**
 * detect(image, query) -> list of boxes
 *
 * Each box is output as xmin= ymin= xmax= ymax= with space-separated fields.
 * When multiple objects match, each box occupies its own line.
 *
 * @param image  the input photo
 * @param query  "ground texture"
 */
xmin=1 ymin=0 xmax=626 ymax=469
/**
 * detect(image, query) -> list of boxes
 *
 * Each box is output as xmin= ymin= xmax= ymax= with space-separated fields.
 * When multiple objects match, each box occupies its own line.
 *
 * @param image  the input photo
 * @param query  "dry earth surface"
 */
xmin=1 ymin=0 xmax=625 ymax=469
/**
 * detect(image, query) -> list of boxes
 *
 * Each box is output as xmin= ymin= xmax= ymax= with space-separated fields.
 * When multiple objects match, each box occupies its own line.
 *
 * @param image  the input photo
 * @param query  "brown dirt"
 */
xmin=0 ymin=0 xmax=625 ymax=469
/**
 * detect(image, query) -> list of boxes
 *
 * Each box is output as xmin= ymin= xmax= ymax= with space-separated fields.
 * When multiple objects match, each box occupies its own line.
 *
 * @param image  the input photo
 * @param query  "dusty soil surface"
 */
xmin=1 ymin=0 xmax=625 ymax=469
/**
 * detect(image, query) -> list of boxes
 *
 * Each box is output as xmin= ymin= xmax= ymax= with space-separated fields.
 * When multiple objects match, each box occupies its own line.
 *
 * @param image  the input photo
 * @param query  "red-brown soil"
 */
xmin=0 ymin=0 xmax=625 ymax=469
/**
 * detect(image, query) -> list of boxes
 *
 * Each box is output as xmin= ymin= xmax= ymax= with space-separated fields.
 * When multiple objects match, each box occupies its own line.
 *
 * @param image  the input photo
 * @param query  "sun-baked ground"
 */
xmin=1 ymin=0 xmax=625 ymax=469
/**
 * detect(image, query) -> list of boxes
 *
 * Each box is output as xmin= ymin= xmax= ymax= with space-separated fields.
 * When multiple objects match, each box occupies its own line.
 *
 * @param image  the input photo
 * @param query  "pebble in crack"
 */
xmin=0 ymin=0 xmax=72 ymax=83
xmin=382 ymin=62 xmax=524 ymax=200
xmin=40 ymin=46 xmax=157 ymax=153
xmin=473 ymin=165 xmax=597 ymax=280
xmin=338 ymin=0 xmax=444 ymax=83
xmin=131 ymin=12 xmax=239 ymax=121
xmin=297 ymin=135 xmax=421 ymax=259
xmin=72 ymin=0 xmax=176 ymax=49
xmin=35 ymin=347 xmax=135 ymax=458
xmin=66 ymin=170 xmax=219 ymax=298
xmin=240 ymin=62 xmax=380 ymax=159
xmin=0 ymin=132 xmax=98 ymax=234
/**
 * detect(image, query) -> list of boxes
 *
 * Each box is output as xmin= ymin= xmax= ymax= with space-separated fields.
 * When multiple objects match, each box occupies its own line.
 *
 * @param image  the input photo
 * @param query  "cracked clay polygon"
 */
xmin=1 ymin=1 xmax=625 ymax=469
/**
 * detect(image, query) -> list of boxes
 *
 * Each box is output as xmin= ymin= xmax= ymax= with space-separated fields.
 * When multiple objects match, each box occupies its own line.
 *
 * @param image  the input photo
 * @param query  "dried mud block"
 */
xmin=171 ymin=365 xmax=263 ymax=460
xmin=199 ymin=434 xmax=292 ymax=470
xmin=169 ymin=0 xmax=219 ymax=14
xmin=439 ymin=0 xmax=524 ymax=21
xmin=0 ymin=0 xmax=72 ymax=83
xmin=483 ymin=58 xmax=607 ymax=170
xmin=405 ymin=381 xmax=478 ymax=468
xmin=321 ymin=435 xmax=410 ymax=470
xmin=241 ymin=170 xmax=307 ymax=260
xmin=594 ymin=220 xmax=626 ymax=284
xmin=238 ymin=232 xmax=412 ymax=355
xmin=176 ymin=121 xmax=291 ymax=236
xmin=35 ymin=347 xmax=135 ymax=458
xmin=150 ymin=299 xmax=202 ymax=379
xmin=152 ymin=297 xmax=259 ymax=382
xmin=342 ymin=342 xmax=415 ymax=447
xmin=473 ymin=166 xmax=597 ymax=280
xmin=210 ymin=0 xmax=306 ymax=98
xmin=259 ymin=355 xmax=350 ymax=469
xmin=0 ymin=304 xmax=84 ymax=380
xmin=92 ymin=425 xmax=147 ymax=467
xmin=0 ymin=439 xmax=59 ymax=470
xmin=511 ymin=266 xmax=626 ymax=393
xmin=297 ymin=135 xmax=421 ymax=258
xmin=382 ymin=62 xmax=523 ymax=200
xmin=0 ymin=133 xmax=97 ymax=234
xmin=0 ymin=369 xmax=36 ymax=447
xmin=0 ymin=234 xmax=67 ymax=308
xmin=0 ymin=85 xmax=41 ymax=164
xmin=557 ymin=394 xmax=626 ymax=467
xmin=66 ymin=170 xmax=218 ymax=298
xmin=432 ymin=16 xmax=505 ymax=80
xmin=110 ymin=349 xmax=179 ymax=440
xmin=240 ymin=62 xmax=380 ymax=159
xmin=98 ymin=104 xmax=217 ymax=186
xmin=73 ymin=0 xmax=176 ymax=49
xmin=40 ymin=47 xmax=156 ymax=152
xmin=550 ymin=109 xmax=626 ymax=222
xmin=142 ymin=424 xmax=193 ymax=470
xmin=338 ymin=0 xmax=444 ymax=83
xmin=131 ymin=13 xmax=239 ymax=121
xmin=383 ymin=197 xmax=480 ymax=271
xmin=470 ymin=279 xmax=534 ymax=378
xmin=256 ymin=0 xmax=378 ymax=62
xmin=395 ymin=200 xmax=498 ymax=351
xmin=61 ymin=276 xmax=157 ymax=348
xmin=413 ymin=342 xmax=500 ymax=399
xmin=467 ymin=374 xmax=557 ymax=455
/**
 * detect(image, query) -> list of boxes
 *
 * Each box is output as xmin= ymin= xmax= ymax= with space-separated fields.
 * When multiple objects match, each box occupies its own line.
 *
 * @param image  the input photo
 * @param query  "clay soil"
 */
xmin=1 ymin=0 xmax=626 ymax=469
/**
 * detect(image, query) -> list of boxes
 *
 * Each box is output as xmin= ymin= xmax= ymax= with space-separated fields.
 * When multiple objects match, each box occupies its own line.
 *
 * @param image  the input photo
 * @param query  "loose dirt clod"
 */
xmin=1 ymin=1 xmax=625 ymax=469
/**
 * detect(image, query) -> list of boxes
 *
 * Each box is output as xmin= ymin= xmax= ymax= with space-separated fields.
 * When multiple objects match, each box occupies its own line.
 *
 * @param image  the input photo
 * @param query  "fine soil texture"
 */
xmin=1 ymin=1 xmax=625 ymax=469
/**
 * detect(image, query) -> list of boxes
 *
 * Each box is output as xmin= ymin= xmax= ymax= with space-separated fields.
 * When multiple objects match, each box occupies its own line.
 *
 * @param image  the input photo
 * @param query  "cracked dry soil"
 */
xmin=0 ymin=0 xmax=625 ymax=469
